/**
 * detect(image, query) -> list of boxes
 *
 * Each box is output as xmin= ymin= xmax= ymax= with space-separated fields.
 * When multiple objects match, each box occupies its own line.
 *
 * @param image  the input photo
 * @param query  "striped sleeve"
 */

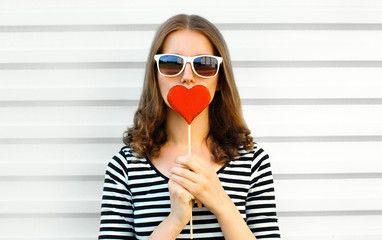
xmin=246 ymin=147 xmax=281 ymax=239
xmin=99 ymin=150 xmax=135 ymax=240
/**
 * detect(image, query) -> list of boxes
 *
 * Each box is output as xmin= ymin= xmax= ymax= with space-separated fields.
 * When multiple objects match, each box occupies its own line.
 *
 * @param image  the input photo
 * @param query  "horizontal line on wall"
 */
xmin=233 ymin=61 xmax=382 ymax=68
xmin=218 ymin=23 xmax=382 ymax=31
xmin=0 ymin=237 xmax=94 ymax=240
xmin=1 ymin=24 xmax=382 ymax=32
xmin=0 ymin=100 xmax=140 ymax=107
xmin=1 ymin=172 xmax=379 ymax=182
xmin=1 ymin=136 xmax=382 ymax=145
xmin=0 ymin=176 xmax=104 ymax=182
xmin=0 ymin=138 xmax=123 ymax=144
xmin=242 ymin=98 xmax=382 ymax=105
xmin=1 ymin=211 xmax=381 ymax=219
xmin=279 ymin=210 xmax=382 ymax=217
xmin=2 ymin=98 xmax=382 ymax=107
xmin=0 ymin=213 xmax=99 ymax=218
xmin=255 ymin=136 xmax=382 ymax=142
xmin=2 ymin=61 xmax=382 ymax=70
xmin=0 ymin=24 xmax=158 ymax=32
xmin=0 ymin=62 xmax=145 ymax=70
xmin=274 ymin=173 xmax=382 ymax=180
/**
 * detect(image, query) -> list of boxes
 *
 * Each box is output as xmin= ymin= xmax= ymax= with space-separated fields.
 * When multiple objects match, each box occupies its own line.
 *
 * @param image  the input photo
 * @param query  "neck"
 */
xmin=166 ymin=107 xmax=210 ymax=153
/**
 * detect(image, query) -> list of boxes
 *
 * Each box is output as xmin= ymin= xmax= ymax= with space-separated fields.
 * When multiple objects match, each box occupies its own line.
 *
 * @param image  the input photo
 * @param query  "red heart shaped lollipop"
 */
xmin=167 ymin=85 xmax=211 ymax=124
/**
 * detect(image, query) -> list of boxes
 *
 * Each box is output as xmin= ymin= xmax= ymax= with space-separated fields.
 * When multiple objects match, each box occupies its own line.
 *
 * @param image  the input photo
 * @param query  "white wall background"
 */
xmin=1 ymin=0 xmax=382 ymax=239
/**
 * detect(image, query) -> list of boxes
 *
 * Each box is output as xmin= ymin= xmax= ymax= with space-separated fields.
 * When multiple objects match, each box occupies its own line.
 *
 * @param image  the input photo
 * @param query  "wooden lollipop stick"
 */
xmin=188 ymin=124 xmax=193 ymax=239
xmin=188 ymin=124 xmax=191 ymax=155
xmin=190 ymin=201 xmax=193 ymax=239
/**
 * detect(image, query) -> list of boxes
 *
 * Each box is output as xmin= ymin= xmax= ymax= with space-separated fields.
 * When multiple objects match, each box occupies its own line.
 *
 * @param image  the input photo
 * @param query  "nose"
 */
xmin=181 ymin=62 xmax=195 ymax=85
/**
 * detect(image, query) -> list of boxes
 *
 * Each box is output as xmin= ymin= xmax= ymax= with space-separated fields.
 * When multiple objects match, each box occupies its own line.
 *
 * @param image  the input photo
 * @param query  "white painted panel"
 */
xmin=0 ymin=106 xmax=135 ymax=125
xmin=1 ymin=68 xmax=382 ymax=101
xmin=2 ymin=83 xmax=379 ymax=102
xmin=1 ymin=179 xmax=381 ymax=213
xmin=0 ymin=69 xmax=145 ymax=87
xmin=0 ymin=125 xmax=124 ymax=139
xmin=0 ymin=31 xmax=154 ymax=49
xmin=2 ymin=31 xmax=382 ymax=50
xmin=279 ymin=215 xmax=382 ymax=240
xmin=263 ymin=142 xmax=382 ymax=174
xmin=0 ymin=49 xmax=145 ymax=63
xmin=1 ymin=7 xmax=382 ymax=26
xmin=0 ymin=87 xmax=142 ymax=101
xmin=0 ymin=215 xmax=381 ymax=240
xmin=0 ymin=217 xmax=99 ymax=239
xmin=1 ymin=105 xmax=382 ymax=138
xmin=274 ymin=179 xmax=382 ymax=212
xmin=0 ymin=143 xmax=121 ymax=176
xmin=0 ymin=143 xmax=123 ymax=163
xmin=0 ymin=162 xmax=106 ymax=177
xmin=2 ymin=30 xmax=382 ymax=63
xmin=244 ymin=105 xmax=382 ymax=137
xmin=0 ymin=181 xmax=103 ymax=200
xmin=1 ymin=47 xmax=381 ymax=63
xmin=0 ymin=200 xmax=100 ymax=214
xmin=235 ymin=68 xmax=382 ymax=100
xmin=2 ymin=105 xmax=382 ymax=136
xmin=2 ymin=0 xmax=382 ymax=9
xmin=2 ymin=68 xmax=382 ymax=89
xmin=1 ymin=142 xmax=381 ymax=176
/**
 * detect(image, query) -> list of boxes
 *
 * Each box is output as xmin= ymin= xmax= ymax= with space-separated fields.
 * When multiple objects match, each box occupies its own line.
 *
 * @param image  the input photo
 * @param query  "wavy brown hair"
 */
xmin=123 ymin=14 xmax=253 ymax=164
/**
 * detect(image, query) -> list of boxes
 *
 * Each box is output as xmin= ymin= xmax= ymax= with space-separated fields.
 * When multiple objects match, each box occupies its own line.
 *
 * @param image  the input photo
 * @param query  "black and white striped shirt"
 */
xmin=99 ymin=144 xmax=281 ymax=239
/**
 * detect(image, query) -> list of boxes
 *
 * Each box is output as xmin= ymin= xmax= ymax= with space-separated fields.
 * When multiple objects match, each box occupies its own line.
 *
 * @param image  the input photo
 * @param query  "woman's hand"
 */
xmin=167 ymin=178 xmax=194 ymax=227
xmin=149 ymin=179 xmax=194 ymax=239
xmin=169 ymin=155 xmax=231 ymax=217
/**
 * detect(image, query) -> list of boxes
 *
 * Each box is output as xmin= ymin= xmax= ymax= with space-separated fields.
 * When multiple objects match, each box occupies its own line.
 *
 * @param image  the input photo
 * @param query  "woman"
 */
xmin=99 ymin=14 xmax=280 ymax=239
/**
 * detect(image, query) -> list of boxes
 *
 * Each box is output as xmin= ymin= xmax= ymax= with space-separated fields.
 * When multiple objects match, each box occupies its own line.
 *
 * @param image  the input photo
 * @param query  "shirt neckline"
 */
xmin=145 ymin=157 xmax=230 ymax=182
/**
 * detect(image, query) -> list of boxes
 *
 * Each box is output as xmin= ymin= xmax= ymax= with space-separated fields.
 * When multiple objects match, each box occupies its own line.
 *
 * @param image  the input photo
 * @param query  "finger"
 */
xmin=168 ymin=179 xmax=195 ymax=202
xmin=196 ymin=199 xmax=203 ymax=209
xmin=170 ymin=166 xmax=199 ymax=183
xmin=170 ymin=171 xmax=196 ymax=191
xmin=180 ymin=192 xmax=195 ymax=203
xmin=175 ymin=155 xmax=205 ymax=173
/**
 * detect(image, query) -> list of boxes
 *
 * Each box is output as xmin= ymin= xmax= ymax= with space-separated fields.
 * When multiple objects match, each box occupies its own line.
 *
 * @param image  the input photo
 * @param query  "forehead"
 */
xmin=161 ymin=29 xmax=215 ymax=56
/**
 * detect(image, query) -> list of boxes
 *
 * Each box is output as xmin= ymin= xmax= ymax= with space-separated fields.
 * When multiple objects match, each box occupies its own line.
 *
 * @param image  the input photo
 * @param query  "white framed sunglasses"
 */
xmin=154 ymin=54 xmax=223 ymax=78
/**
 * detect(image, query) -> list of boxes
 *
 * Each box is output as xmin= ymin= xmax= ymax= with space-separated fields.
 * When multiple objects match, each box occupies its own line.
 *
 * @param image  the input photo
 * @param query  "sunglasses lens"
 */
xmin=193 ymin=56 xmax=219 ymax=77
xmin=158 ymin=55 xmax=183 ymax=76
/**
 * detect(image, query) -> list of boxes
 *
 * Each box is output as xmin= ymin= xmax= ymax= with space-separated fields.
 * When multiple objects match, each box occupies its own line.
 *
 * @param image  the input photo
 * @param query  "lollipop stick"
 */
xmin=190 ymin=201 xmax=193 ymax=239
xmin=188 ymin=124 xmax=193 ymax=239
xmin=188 ymin=124 xmax=191 ymax=155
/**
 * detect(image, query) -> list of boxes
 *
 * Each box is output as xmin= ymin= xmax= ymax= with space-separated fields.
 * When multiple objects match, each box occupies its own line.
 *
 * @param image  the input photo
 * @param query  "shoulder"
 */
xmin=235 ymin=142 xmax=271 ymax=171
xmin=107 ymin=145 xmax=147 ymax=177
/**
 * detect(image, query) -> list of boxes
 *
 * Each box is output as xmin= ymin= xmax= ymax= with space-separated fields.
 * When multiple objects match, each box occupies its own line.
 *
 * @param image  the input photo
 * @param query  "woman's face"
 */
xmin=157 ymin=29 xmax=219 ymax=109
